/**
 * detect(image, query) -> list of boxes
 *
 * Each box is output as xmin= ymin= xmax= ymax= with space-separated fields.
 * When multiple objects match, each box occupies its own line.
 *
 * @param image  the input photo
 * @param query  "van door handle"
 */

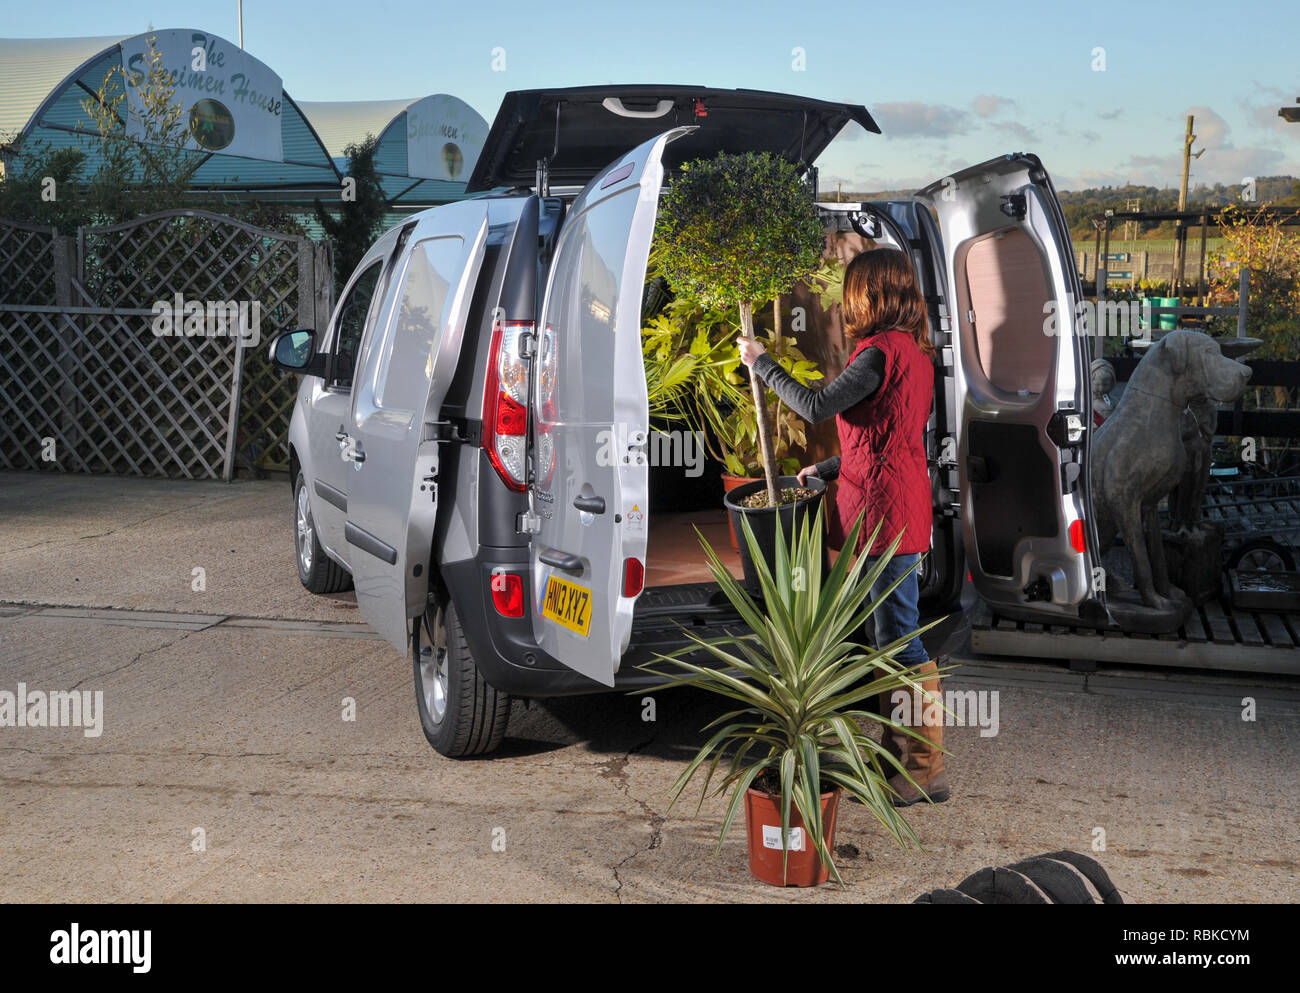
xmin=539 ymin=549 xmax=584 ymax=573
xmin=573 ymin=494 xmax=606 ymax=514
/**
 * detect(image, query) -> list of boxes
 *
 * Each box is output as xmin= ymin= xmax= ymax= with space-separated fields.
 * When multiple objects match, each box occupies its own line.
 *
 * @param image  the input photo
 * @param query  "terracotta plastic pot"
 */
xmin=743 ymin=786 xmax=841 ymax=887
xmin=720 ymin=473 xmax=760 ymax=551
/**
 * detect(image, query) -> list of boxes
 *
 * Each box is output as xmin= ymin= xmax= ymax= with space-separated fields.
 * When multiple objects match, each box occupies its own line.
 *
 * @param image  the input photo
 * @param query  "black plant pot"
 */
xmin=723 ymin=475 xmax=828 ymax=597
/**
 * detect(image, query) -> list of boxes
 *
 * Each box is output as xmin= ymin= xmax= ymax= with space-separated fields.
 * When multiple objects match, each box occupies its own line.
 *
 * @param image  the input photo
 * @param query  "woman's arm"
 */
xmin=750 ymin=346 xmax=885 ymax=424
xmin=813 ymin=454 xmax=841 ymax=481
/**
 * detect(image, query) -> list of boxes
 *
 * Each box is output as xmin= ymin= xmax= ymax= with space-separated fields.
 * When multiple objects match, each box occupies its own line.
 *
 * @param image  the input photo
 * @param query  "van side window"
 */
xmin=329 ymin=262 xmax=383 ymax=390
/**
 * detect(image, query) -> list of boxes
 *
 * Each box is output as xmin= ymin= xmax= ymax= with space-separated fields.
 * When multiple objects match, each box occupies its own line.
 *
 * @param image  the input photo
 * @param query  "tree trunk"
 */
xmin=741 ymin=300 xmax=780 ymax=506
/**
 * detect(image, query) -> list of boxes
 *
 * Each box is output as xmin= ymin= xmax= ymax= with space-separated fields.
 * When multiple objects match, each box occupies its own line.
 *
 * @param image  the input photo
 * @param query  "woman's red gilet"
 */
xmin=831 ymin=329 xmax=934 ymax=556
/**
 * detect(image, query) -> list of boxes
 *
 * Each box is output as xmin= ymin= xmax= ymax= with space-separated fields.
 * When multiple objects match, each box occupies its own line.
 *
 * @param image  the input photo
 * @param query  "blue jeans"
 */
xmin=863 ymin=553 xmax=928 ymax=666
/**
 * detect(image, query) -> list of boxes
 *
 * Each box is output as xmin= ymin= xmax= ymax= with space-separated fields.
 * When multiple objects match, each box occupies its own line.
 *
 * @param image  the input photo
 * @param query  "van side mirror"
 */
xmin=270 ymin=329 xmax=326 ymax=377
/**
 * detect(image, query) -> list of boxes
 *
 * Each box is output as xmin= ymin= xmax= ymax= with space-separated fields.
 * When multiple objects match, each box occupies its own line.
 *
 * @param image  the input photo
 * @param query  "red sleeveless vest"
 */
xmin=831 ymin=329 xmax=934 ymax=556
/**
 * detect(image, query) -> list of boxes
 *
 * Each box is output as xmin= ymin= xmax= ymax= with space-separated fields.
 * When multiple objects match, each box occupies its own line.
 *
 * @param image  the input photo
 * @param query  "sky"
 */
xmin=5 ymin=0 xmax=1299 ymax=192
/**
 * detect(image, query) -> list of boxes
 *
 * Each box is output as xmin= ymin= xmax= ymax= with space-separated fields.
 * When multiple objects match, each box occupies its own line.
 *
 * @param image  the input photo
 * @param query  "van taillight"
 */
xmin=491 ymin=572 xmax=524 ymax=617
xmin=483 ymin=320 xmax=532 ymax=492
xmin=622 ymin=558 xmax=644 ymax=598
xmin=1069 ymin=519 xmax=1086 ymax=554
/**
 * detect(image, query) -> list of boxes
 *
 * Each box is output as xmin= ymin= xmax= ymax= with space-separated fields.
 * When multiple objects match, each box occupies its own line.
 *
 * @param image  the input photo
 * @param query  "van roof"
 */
xmin=465 ymin=85 xmax=878 ymax=193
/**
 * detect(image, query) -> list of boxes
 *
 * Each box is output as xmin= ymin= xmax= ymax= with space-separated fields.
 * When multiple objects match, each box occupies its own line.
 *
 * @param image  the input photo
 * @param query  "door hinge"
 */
xmin=517 ymin=330 xmax=536 ymax=359
xmin=517 ymin=510 xmax=542 ymax=535
xmin=425 ymin=418 xmax=479 ymax=445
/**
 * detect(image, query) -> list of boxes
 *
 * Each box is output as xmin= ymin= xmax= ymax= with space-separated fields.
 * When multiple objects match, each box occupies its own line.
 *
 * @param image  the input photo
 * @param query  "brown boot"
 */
xmin=880 ymin=660 xmax=949 ymax=807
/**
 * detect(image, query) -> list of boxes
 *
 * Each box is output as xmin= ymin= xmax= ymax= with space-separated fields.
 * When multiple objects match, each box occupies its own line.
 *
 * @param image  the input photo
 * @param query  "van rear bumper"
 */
xmin=443 ymin=558 xmax=745 ymax=698
xmin=444 ymin=556 xmax=970 ymax=699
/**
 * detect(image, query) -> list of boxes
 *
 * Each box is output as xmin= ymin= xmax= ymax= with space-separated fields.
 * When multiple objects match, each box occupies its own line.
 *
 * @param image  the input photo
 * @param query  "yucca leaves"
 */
xmin=637 ymin=504 xmax=949 ymax=886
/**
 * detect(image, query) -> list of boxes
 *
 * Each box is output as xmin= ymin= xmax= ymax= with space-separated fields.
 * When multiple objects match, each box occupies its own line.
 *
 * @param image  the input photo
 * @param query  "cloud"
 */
xmin=1119 ymin=145 xmax=1292 ymax=187
xmin=972 ymin=94 xmax=1016 ymax=118
xmin=1097 ymin=108 xmax=1124 ymax=121
xmin=1249 ymin=101 xmax=1300 ymax=136
xmin=872 ymin=102 xmax=969 ymax=139
xmin=993 ymin=121 xmax=1039 ymax=144
xmin=1186 ymin=106 xmax=1230 ymax=149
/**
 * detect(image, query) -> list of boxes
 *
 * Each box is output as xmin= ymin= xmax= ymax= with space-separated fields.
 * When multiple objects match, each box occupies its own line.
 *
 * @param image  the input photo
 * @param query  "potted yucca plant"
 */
xmin=641 ymin=506 xmax=947 ymax=886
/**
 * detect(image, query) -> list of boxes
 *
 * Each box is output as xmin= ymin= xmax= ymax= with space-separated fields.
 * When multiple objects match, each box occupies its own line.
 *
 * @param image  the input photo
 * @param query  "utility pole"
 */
xmin=1124 ymin=197 xmax=1140 ymax=241
xmin=1174 ymin=114 xmax=1203 ymax=296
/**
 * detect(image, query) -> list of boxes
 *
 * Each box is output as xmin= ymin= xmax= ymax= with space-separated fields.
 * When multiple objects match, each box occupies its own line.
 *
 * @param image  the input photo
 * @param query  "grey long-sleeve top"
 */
xmin=750 ymin=346 xmax=885 ymax=481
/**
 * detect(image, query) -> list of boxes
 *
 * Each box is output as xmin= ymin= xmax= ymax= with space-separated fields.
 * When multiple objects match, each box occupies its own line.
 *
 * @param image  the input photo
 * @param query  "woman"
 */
xmin=736 ymin=247 xmax=947 ymax=806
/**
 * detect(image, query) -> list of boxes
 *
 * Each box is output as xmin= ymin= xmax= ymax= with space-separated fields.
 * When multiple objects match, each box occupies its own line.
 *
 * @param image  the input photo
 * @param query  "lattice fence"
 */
xmin=0 ymin=217 xmax=57 ymax=305
xmin=0 ymin=211 xmax=332 ymax=479
xmin=0 ymin=305 xmax=237 ymax=477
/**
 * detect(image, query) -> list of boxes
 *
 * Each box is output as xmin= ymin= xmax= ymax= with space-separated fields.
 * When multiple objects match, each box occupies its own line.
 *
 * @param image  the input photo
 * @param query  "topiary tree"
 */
xmin=657 ymin=151 xmax=824 ymax=506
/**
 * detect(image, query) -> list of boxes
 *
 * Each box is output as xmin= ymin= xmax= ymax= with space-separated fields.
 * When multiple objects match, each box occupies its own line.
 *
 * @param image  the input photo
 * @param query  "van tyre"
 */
xmin=414 ymin=598 xmax=510 ymax=757
xmin=294 ymin=472 xmax=352 ymax=594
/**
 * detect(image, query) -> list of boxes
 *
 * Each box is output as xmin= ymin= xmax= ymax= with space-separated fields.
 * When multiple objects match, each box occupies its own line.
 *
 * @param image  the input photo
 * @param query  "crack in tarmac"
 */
xmin=68 ymin=628 xmax=194 ymax=690
xmin=0 ymin=493 xmax=249 ymax=560
xmin=601 ymin=731 xmax=666 ymax=903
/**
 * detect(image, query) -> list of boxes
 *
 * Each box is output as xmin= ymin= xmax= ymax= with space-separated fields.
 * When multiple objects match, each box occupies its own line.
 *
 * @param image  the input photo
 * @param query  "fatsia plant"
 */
xmin=640 ymin=506 xmax=950 ymax=885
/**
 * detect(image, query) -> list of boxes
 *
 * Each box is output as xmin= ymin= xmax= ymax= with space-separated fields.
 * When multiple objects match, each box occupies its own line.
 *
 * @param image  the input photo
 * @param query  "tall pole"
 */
xmin=1175 ymin=114 xmax=1199 ymax=297
xmin=237 ymin=0 xmax=244 ymax=48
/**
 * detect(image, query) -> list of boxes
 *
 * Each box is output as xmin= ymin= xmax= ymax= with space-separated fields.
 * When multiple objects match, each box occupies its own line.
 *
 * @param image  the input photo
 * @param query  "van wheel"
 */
xmin=414 ymin=598 xmax=510 ymax=757
xmin=294 ymin=472 xmax=352 ymax=594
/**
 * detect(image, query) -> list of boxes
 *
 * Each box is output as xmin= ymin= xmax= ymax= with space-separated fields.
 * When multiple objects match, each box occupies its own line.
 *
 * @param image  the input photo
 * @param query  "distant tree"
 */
xmin=0 ymin=140 xmax=92 ymax=233
xmin=314 ymin=134 xmax=387 ymax=294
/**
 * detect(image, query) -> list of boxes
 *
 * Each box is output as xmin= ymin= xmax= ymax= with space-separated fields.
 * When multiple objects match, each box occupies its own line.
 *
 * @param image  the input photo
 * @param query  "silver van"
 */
xmin=270 ymin=86 xmax=1104 ymax=757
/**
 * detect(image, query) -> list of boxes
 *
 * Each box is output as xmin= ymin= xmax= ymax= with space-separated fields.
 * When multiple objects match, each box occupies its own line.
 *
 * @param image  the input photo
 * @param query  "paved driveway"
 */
xmin=1 ymin=471 xmax=1297 ymax=902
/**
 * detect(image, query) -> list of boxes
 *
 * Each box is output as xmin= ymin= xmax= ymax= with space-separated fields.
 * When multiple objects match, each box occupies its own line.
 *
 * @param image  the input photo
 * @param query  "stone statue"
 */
xmin=1091 ymin=331 xmax=1251 ymax=626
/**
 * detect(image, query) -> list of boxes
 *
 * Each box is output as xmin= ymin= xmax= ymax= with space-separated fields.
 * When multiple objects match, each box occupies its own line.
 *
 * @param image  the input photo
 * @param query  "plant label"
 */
xmin=762 ymin=823 xmax=805 ymax=852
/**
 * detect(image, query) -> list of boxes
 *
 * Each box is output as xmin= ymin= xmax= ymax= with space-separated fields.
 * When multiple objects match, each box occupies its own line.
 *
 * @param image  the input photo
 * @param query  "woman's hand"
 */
xmin=735 ymin=337 xmax=767 ymax=368
xmin=796 ymin=464 xmax=819 ymax=486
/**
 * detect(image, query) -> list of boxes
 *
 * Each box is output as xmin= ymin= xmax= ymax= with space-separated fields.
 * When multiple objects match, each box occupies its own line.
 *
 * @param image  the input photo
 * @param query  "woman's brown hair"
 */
xmin=841 ymin=247 xmax=936 ymax=358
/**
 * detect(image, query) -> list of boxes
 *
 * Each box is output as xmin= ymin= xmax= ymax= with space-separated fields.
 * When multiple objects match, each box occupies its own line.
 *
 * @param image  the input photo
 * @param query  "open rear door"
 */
xmin=529 ymin=127 xmax=693 ymax=686
xmin=347 ymin=201 xmax=491 ymax=652
xmin=916 ymin=154 xmax=1105 ymax=624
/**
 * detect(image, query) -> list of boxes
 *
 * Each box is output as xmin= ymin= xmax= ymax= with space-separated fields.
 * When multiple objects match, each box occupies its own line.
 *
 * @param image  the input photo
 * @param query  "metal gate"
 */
xmin=0 ymin=210 xmax=332 ymax=480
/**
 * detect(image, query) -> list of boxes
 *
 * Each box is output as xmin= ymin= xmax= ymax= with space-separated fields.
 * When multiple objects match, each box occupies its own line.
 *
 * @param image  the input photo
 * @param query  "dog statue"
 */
xmin=1092 ymin=331 xmax=1251 ymax=619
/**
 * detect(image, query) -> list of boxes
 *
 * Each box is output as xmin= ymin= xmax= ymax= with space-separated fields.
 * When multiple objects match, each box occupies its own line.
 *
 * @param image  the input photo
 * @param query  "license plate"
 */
xmin=541 ymin=575 xmax=592 ymax=637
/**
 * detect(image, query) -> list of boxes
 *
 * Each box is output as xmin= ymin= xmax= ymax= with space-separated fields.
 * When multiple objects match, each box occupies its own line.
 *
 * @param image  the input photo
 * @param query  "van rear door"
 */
xmin=346 ymin=201 xmax=491 ymax=653
xmin=528 ymin=127 xmax=692 ymax=687
xmin=915 ymin=154 xmax=1105 ymax=624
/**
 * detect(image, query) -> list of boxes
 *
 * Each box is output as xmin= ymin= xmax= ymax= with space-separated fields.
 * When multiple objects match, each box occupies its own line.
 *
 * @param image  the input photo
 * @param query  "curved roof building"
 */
xmin=297 ymin=95 xmax=489 ymax=208
xmin=0 ymin=29 xmax=340 ymax=197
